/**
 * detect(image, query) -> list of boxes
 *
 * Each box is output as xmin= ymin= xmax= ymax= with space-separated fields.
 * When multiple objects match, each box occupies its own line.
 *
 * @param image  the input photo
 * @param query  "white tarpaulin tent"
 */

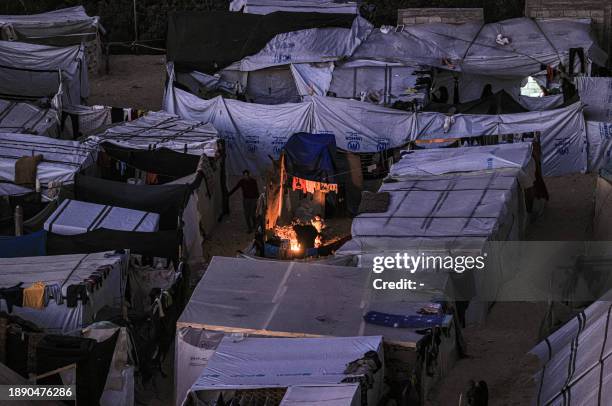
xmin=0 ymin=99 xmax=59 ymax=136
xmin=85 ymin=111 xmax=219 ymax=157
xmin=165 ymin=75 xmax=588 ymax=176
xmin=280 ymin=384 xmax=361 ymax=406
xmin=0 ymin=6 xmax=102 ymax=45
xmin=184 ymin=336 xmax=380 ymax=406
xmin=530 ymin=290 xmax=612 ymax=405
xmin=0 ymin=251 xmax=127 ymax=333
xmin=230 ymin=0 xmax=359 ymax=15
xmin=352 ymin=18 xmax=606 ymax=78
xmin=586 ymin=120 xmax=612 ymax=172
xmin=0 ymin=133 xmax=96 ymax=196
xmin=576 ymin=76 xmax=612 ymax=122
xmin=336 ymin=143 xmax=537 ymax=323
xmin=175 ymin=256 xmax=457 ymax=405
xmin=44 ymin=199 xmax=160 ymax=235
xmin=84 ymin=112 xmax=225 ymax=266
xmin=0 ymin=40 xmax=88 ymax=105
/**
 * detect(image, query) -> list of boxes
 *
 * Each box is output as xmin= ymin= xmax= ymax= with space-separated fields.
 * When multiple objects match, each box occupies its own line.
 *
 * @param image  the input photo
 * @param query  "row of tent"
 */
xmin=0 ymin=5 xmax=611 ymax=406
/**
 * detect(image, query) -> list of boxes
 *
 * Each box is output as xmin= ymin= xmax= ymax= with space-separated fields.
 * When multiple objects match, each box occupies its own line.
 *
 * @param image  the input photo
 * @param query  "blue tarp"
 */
xmin=0 ymin=230 xmax=46 ymax=258
xmin=283 ymin=132 xmax=337 ymax=182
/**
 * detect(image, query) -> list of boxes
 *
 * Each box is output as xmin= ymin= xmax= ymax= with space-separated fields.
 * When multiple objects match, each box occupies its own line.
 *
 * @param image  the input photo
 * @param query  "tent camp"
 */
xmin=575 ymin=76 xmax=612 ymax=122
xmin=170 ymin=14 xmax=605 ymax=107
xmin=83 ymin=111 xmax=226 ymax=266
xmin=0 ymin=98 xmax=59 ymax=136
xmin=530 ymin=290 xmax=612 ymax=405
xmin=0 ymin=6 xmax=102 ymax=46
xmin=165 ymin=79 xmax=588 ymax=177
xmin=0 ymin=40 xmax=88 ymax=105
xmin=182 ymin=336 xmax=382 ymax=406
xmin=0 ymin=251 xmax=127 ymax=333
xmin=0 ymin=133 xmax=96 ymax=197
xmin=175 ymin=256 xmax=460 ymax=405
xmin=229 ymin=0 xmax=359 ymax=15
xmin=336 ymin=142 xmax=547 ymax=323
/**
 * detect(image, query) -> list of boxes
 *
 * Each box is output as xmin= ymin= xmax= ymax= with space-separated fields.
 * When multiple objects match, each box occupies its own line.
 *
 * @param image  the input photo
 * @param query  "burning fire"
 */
xmin=273 ymin=225 xmax=301 ymax=252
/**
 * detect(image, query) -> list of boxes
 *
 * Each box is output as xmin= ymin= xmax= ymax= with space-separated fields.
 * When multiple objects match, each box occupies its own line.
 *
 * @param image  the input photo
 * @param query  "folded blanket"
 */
xmin=358 ymin=191 xmax=390 ymax=213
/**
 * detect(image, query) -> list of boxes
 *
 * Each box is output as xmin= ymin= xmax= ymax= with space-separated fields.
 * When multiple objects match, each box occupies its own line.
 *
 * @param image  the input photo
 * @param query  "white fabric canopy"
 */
xmin=281 ymin=384 xmax=360 ymax=406
xmin=0 ymin=6 xmax=101 ymax=45
xmin=531 ymin=290 xmax=612 ymax=405
xmin=0 ymin=252 xmax=127 ymax=333
xmin=86 ymin=111 xmax=219 ymax=157
xmin=0 ymin=99 xmax=59 ymax=136
xmin=230 ymin=0 xmax=359 ymax=15
xmin=0 ymin=40 xmax=88 ymax=104
xmin=44 ymin=199 xmax=160 ymax=235
xmin=165 ymin=75 xmax=587 ymax=176
xmin=190 ymin=336 xmax=382 ymax=391
xmin=0 ymin=133 xmax=96 ymax=193
xmin=576 ymin=76 xmax=612 ymax=122
xmin=352 ymin=18 xmax=606 ymax=78
xmin=586 ymin=120 xmax=612 ymax=172
xmin=239 ymin=16 xmax=372 ymax=72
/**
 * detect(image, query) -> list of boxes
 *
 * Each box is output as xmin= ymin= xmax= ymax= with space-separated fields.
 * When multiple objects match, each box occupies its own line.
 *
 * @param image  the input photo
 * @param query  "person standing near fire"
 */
xmin=229 ymin=169 xmax=259 ymax=233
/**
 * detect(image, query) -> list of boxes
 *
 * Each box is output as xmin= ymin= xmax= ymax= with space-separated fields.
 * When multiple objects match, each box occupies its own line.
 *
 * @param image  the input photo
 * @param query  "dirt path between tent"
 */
xmin=91 ymin=56 xmax=598 ymax=406
xmin=426 ymin=173 xmax=597 ymax=406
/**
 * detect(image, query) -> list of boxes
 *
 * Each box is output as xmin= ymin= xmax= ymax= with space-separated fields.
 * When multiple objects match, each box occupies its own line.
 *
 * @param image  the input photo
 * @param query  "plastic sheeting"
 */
xmin=352 ymin=18 xmax=606 ymax=78
xmin=0 ymin=99 xmax=59 ymax=136
xmin=281 ymin=384 xmax=360 ymax=406
xmin=44 ymin=199 xmax=160 ymax=235
xmin=0 ymin=6 xmax=101 ymax=45
xmin=175 ymin=327 xmax=224 ymax=406
xmin=0 ymin=230 xmax=46 ymax=258
xmin=290 ymin=62 xmax=334 ymax=97
xmin=390 ymin=143 xmax=536 ymax=187
xmin=230 ymin=0 xmax=359 ymax=15
xmin=165 ymin=78 xmax=587 ymax=176
xmin=0 ymin=252 xmax=127 ymax=333
xmin=190 ymin=335 xmax=382 ymax=390
xmin=0 ymin=40 xmax=88 ymax=105
xmin=576 ymin=76 xmax=612 ymax=122
xmin=239 ymin=16 xmax=371 ymax=72
xmin=586 ymin=120 xmax=612 ymax=172
xmin=530 ymin=290 xmax=612 ymax=405
xmin=0 ymin=133 xmax=96 ymax=192
xmin=86 ymin=111 xmax=219 ymax=157
xmin=177 ymin=256 xmax=453 ymax=345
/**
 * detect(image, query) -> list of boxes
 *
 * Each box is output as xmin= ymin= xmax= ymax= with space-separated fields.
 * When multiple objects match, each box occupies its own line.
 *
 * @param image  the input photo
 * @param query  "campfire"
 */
xmin=272 ymin=224 xmax=324 ymax=253
xmin=273 ymin=225 xmax=301 ymax=252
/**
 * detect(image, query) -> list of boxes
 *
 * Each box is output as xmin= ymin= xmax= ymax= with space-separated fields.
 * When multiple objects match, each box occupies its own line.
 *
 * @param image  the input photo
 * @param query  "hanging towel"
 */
xmin=44 ymin=283 xmax=63 ymax=306
xmin=23 ymin=282 xmax=46 ymax=309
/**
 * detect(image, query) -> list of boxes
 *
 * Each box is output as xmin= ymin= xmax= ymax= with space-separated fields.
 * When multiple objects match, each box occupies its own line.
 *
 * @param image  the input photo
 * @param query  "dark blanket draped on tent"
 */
xmin=425 ymin=90 xmax=528 ymax=115
xmin=167 ymin=11 xmax=355 ymax=73
xmin=75 ymin=174 xmax=191 ymax=230
xmin=283 ymin=133 xmax=338 ymax=182
xmin=46 ymin=228 xmax=181 ymax=259
xmin=101 ymin=142 xmax=201 ymax=178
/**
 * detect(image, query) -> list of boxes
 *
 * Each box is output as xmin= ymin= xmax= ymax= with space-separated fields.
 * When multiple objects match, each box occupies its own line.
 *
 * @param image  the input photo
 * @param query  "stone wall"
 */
xmin=524 ymin=0 xmax=612 ymax=67
xmin=398 ymin=7 xmax=484 ymax=25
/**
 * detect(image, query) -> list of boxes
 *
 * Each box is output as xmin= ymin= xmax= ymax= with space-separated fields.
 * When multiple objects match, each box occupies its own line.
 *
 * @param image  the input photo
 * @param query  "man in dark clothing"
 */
xmin=229 ymin=170 xmax=259 ymax=233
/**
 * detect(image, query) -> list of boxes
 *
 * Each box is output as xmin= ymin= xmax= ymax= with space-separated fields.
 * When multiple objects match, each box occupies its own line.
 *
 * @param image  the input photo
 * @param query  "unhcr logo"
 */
xmin=346 ymin=132 xmax=362 ymax=151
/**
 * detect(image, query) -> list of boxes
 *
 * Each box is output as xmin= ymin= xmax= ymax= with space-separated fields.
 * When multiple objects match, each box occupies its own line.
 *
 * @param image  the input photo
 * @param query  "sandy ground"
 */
xmin=90 ymin=56 xmax=598 ymax=406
